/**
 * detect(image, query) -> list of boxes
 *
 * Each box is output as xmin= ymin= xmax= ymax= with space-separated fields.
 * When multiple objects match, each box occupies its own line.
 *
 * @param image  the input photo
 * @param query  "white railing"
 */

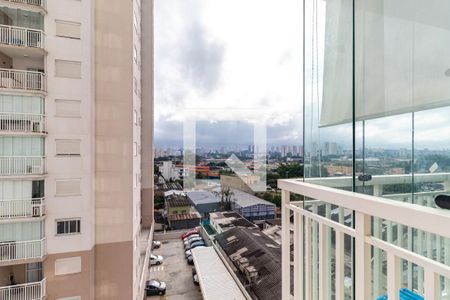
xmin=0 ymin=198 xmax=45 ymax=219
xmin=0 ymin=238 xmax=46 ymax=262
xmin=0 ymin=278 xmax=46 ymax=300
xmin=0 ymin=157 xmax=45 ymax=176
xmin=3 ymin=0 xmax=46 ymax=9
xmin=0 ymin=69 xmax=46 ymax=92
xmin=0 ymin=113 xmax=45 ymax=134
xmin=0 ymin=25 xmax=45 ymax=49
xmin=280 ymin=179 xmax=450 ymax=300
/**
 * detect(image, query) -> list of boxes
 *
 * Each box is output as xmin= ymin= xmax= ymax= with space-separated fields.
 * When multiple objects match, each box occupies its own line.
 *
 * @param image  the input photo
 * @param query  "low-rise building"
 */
xmin=186 ymin=191 xmax=221 ymax=218
xmin=164 ymin=191 xmax=201 ymax=230
xmin=231 ymin=189 xmax=276 ymax=221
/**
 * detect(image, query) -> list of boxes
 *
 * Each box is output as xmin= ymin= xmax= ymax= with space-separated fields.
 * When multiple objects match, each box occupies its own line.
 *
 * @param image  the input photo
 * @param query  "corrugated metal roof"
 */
xmin=191 ymin=247 xmax=247 ymax=300
xmin=231 ymin=189 xmax=276 ymax=208
xmin=186 ymin=191 xmax=221 ymax=205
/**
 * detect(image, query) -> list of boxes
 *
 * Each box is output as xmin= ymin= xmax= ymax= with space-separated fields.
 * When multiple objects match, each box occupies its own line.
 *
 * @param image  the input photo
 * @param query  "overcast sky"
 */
xmin=155 ymin=0 xmax=303 ymax=147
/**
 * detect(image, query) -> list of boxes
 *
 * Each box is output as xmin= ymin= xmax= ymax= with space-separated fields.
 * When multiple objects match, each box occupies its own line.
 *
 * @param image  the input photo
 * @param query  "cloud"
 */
xmin=154 ymin=0 xmax=304 ymax=147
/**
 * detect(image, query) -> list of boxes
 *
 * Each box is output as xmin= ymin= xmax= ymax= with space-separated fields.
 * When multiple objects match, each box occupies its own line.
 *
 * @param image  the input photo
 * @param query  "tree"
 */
xmin=214 ymin=187 xmax=234 ymax=211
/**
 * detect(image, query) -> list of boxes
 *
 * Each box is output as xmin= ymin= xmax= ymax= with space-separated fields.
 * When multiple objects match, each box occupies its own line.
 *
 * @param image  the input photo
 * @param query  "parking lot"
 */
xmin=147 ymin=237 xmax=203 ymax=300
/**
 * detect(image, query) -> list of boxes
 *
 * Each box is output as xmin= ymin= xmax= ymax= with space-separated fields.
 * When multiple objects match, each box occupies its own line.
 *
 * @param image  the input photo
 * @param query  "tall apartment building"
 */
xmin=0 ymin=0 xmax=154 ymax=299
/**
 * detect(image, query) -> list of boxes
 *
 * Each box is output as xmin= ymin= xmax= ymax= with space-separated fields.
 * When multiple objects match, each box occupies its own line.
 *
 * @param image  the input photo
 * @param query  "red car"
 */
xmin=181 ymin=228 xmax=199 ymax=240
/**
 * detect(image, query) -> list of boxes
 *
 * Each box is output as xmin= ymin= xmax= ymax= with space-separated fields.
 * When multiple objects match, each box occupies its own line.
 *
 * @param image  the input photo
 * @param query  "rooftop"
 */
xmin=167 ymin=212 xmax=201 ymax=221
xmin=210 ymin=211 xmax=258 ymax=230
xmin=231 ymin=189 xmax=275 ymax=208
xmin=215 ymin=227 xmax=286 ymax=300
xmin=186 ymin=191 xmax=221 ymax=205
xmin=165 ymin=194 xmax=192 ymax=207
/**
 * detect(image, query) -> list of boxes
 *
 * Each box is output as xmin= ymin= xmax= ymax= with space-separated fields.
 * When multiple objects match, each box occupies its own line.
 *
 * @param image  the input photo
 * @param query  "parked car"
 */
xmin=185 ymin=240 xmax=205 ymax=251
xmin=187 ymin=255 xmax=194 ymax=265
xmin=182 ymin=233 xmax=200 ymax=242
xmin=184 ymin=236 xmax=203 ymax=247
xmin=152 ymin=240 xmax=161 ymax=249
xmin=149 ymin=254 xmax=163 ymax=265
xmin=185 ymin=245 xmax=206 ymax=257
xmin=145 ymin=279 xmax=166 ymax=296
xmin=181 ymin=228 xmax=199 ymax=240
xmin=192 ymin=268 xmax=199 ymax=285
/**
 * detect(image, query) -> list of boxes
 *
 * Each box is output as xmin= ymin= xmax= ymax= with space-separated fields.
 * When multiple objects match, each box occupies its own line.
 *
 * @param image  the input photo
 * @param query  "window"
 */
xmin=56 ymin=219 xmax=81 ymax=235
xmin=55 ymin=179 xmax=81 ymax=196
xmin=56 ymin=139 xmax=81 ymax=156
xmin=55 ymin=20 xmax=81 ymax=39
xmin=55 ymin=60 xmax=82 ymax=78
xmin=133 ymin=142 xmax=138 ymax=156
xmin=55 ymin=99 xmax=81 ymax=117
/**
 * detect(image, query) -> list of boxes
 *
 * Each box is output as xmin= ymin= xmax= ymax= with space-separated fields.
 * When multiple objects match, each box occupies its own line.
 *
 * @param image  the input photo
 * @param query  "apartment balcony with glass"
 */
xmin=0 ymin=95 xmax=45 ymax=135
xmin=0 ymin=221 xmax=45 ymax=265
xmin=0 ymin=7 xmax=45 ymax=51
xmin=0 ymin=0 xmax=46 ymax=15
xmin=0 ymin=137 xmax=45 ymax=176
xmin=0 ymin=262 xmax=46 ymax=300
xmin=281 ymin=0 xmax=450 ymax=299
xmin=0 ymin=180 xmax=44 ymax=220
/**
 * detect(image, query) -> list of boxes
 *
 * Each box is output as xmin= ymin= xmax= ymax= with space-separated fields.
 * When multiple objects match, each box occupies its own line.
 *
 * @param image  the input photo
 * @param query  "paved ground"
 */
xmin=147 ymin=238 xmax=202 ymax=300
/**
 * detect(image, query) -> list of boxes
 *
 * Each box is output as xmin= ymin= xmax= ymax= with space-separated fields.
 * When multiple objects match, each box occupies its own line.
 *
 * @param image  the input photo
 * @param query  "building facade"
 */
xmin=0 ymin=0 xmax=154 ymax=299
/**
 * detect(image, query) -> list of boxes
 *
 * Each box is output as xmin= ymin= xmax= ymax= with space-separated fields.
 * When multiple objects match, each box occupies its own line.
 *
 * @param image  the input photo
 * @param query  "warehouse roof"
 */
xmin=186 ymin=191 xmax=221 ymax=205
xmin=231 ymin=189 xmax=275 ymax=208
xmin=165 ymin=193 xmax=191 ymax=207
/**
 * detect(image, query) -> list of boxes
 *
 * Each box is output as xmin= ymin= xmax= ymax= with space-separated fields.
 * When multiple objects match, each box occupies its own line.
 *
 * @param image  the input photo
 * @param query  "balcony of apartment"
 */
xmin=0 ymin=156 xmax=45 ymax=176
xmin=0 ymin=69 xmax=46 ymax=94
xmin=0 ymin=113 xmax=45 ymax=135
xmin=279 ymin=174 xmax=450 ymax=300
xmin=0 ymin=239 xmax=45 ymax=265
xmin=0 ymin=7 xmax=45 ymax=55
xmin=0 ymin=197 xmax=45 ymax=220
xmin=0 ymin=263 xmax=46 ymax=300
xmin=0 ymin=0 xmax=47 ymax=15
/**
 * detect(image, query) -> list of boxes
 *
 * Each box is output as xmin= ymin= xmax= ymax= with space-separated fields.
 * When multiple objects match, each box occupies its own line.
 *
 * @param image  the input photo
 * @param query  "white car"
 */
xmin=153 ymin=240 xmax=161 ymax=249
xmin=150 ymin=254 xmax=163 ymax=266
xmin=185 ymin=246 xmax=205 ymax=257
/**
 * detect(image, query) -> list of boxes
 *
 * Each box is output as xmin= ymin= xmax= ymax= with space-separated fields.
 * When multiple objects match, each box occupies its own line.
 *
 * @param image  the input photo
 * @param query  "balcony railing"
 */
xmin=0 ymin=238 xmax=46 ymax=263
xmin=0 ymin=278 xmax=46 ymax=300
xmin=0 ymin=198 xmax=45 ymax=219
xmin=0 ymin=113 xmax=45 ymax=134
xmin=280 ymin=179 xmax=450 ymax=300
xmin=2 ymin=0 xmax=46 ymax=10
xmin=0 ymin=157 xmax=45 ymax=176
xmin=0 ymin=25 xmax=45 ymax=49
xmin=0 ymin=69 xmax=46 ymax=92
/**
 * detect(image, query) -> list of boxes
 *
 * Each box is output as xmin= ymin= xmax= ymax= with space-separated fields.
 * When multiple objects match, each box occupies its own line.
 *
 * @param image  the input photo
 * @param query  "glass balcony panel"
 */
xmin=0 ymin=7 xmax=43 ymax=30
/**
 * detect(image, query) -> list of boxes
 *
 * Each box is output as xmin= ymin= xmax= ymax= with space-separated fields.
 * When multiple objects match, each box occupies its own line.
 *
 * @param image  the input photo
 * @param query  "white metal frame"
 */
xmin=280 ymin=179 xmax=450 ymax=300
xmin=0 ymin=156 xmax=46 ymax=176
xmin=0 ymin=25 xmax=45 ymax=49
xmin=0 ymin=69 xmax=47 ymax=92
xmin=0 ymin=278 xmax=46 ymax=300
xmin=0 ymin=238 xmax=46 ymax=262
xmin=0 ymin=113 xmax=46 ymax=134
xmin=0 ymin=197 xmax=45 ymax=219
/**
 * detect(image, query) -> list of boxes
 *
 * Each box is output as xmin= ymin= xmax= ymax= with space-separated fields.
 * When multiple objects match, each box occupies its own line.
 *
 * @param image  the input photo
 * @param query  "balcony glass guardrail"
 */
xmin=3 ymin=0 xmax=46 ymax=9
xmin=0 ymin=197 xmax=45 ymax=219
xmin=0 ymin=238 xmax=46 ymax=262
xmin=0 ymin=113 xmax=45 ymax=134
xmin=0 ymin=278 xmax=46 ymax=300
xmin=0 ymin=25 xmax=45 ymax=49
xmin=0 ymin=156 xmax=45 ymax=176
xmin=0 ymin=69 xmax=46 ymax=92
